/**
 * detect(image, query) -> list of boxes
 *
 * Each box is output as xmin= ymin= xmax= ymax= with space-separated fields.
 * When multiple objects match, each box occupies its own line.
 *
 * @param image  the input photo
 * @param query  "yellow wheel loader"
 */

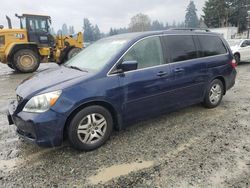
xmin=0 ymin=14 xmax=83 ymax=73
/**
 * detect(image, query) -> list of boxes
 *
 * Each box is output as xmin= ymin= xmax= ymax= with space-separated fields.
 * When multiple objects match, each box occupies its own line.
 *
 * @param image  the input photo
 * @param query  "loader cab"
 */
xmin=17 ymin=14 xmax=55 ymax=47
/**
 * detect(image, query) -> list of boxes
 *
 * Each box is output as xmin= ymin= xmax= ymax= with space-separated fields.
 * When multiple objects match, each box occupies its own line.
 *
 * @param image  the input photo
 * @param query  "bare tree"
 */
xmin=129 ymin=13 xmax=151 ymax=32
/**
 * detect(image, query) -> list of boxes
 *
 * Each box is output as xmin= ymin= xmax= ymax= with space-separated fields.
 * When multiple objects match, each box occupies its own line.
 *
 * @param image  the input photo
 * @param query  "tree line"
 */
xmin=109 ymin=18 xmax=186 ymax=36
xmin=52 ymin=0 xmax=250 ymax=42
xmin=203 ymin=0 xmax=250 ymax=32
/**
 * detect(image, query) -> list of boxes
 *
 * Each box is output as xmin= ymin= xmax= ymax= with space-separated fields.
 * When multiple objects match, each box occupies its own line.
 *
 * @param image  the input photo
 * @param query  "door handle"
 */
xmin=174 ymin=68 xmax=185 ymax=73
xmin=157 ymin=71 xmax=168 ymax=77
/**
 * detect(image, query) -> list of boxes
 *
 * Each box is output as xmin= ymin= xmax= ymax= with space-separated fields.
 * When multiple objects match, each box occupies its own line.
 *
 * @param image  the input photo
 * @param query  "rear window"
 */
xmin=164 ymin=35 xmax=197 ymax=63
xmin=198 ymin=35 xmax=227 ymax=57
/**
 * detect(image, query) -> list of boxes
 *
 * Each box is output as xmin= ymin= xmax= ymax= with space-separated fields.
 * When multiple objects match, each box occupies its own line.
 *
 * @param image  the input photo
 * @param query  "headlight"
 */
xmin=23 ymin=90 xmax=62 ymax=113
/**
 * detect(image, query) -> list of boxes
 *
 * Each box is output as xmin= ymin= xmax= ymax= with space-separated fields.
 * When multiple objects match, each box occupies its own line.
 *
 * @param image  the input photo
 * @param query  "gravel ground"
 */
xmin=0 ymin=62 xmax=249 ymax=187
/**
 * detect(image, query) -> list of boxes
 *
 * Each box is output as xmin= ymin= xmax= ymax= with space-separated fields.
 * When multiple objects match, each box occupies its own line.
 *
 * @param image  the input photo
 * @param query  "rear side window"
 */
xmin=198 ymin=35 xmax=227 ymax=57
xmin=164 ymin=35 xmax=197 ymax=63
xmin=122 ymin=36 xmax=164 ymax=69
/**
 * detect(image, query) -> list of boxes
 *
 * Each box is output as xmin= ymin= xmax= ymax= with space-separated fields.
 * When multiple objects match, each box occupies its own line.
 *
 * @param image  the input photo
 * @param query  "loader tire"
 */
xmin=13 ymin=49 xmax=40 ymax=73
xmin=67 ymin=48 xmax=81 ymax=60
xmin=7 ymin=64 xmax=14 ymax=70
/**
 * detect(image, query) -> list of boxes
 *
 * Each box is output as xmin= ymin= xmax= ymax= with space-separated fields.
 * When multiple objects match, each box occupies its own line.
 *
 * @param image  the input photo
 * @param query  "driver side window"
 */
xmin=122 ymin=36 xmax=164 ymax=70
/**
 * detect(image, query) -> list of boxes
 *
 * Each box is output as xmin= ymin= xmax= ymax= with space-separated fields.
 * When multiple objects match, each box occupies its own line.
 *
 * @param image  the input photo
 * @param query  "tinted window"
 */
xmin=198 ymin=35 xmax=227 ymax=57
xmin=241 ymin=40 xmax=250 ymax=47
xmin=164 ymin=35 xmax=197 ymax=62
xmin=122 ymin=37 xmax=164 ymax=69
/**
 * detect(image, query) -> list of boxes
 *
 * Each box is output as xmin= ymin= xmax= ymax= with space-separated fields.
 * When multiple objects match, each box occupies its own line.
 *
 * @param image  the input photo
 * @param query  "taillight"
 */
xmin=230 ymin=59 xmax=237 ymax=69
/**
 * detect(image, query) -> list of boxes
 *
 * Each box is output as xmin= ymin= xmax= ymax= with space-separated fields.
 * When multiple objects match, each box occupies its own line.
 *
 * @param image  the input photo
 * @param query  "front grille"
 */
xmin=0 ymin=35 xmax=5 ymax=47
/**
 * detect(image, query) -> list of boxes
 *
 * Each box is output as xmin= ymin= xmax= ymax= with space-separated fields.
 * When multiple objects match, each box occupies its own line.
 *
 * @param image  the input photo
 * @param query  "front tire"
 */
xmin=13 ymin=49 xmax=40 ymax=73
xmin=203 ymin=79 xmax=224 ymax=108
xmin=67 ymin=106 xmax=113 ymax=151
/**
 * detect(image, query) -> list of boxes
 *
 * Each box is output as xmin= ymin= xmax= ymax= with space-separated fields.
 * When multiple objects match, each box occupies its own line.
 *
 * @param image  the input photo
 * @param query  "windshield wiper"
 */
xmin=66 ymin=65 xmax=88 ymax=72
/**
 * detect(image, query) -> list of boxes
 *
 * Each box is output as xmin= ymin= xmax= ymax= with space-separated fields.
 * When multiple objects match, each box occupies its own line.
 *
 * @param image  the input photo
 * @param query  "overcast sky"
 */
xmin=0 ymin=0 xmax=206 ymax=33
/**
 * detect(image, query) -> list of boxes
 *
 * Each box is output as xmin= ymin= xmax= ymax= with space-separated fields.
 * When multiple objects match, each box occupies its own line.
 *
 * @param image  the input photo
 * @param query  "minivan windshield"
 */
xmin=65 ymin=37 xmax=129 ymax=71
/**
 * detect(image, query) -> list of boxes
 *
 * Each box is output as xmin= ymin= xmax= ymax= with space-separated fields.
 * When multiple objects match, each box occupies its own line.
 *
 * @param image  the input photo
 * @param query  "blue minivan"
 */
xmin=7 ymin=30 xmax=237 ymax=150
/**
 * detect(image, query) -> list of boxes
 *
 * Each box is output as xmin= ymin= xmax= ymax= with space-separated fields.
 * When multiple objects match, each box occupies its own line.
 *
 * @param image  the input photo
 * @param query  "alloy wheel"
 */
xmin=77 ymin=113 xmax=107 ymax=144
xmin=209 ymin=83 xmax=222 ymax=105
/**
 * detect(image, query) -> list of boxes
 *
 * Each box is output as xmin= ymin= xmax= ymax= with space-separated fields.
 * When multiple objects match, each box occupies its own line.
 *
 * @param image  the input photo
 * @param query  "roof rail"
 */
xmin=169 ymin=28 xmax=211 ymax=32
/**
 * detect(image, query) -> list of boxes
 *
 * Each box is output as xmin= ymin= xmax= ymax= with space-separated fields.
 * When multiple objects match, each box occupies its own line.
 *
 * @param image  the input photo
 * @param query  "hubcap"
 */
xmin=209 ymin=84 xmax=222 ymax=105
xmin=20 ymin=55 xmax=34 ymax=68
xmin=77 ymin=113 xmax=107 ymax=144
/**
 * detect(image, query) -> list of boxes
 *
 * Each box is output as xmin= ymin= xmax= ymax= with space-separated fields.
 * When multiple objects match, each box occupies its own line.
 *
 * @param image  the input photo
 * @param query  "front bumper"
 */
xmin=8 ymin=100 xmax=67 ymax=147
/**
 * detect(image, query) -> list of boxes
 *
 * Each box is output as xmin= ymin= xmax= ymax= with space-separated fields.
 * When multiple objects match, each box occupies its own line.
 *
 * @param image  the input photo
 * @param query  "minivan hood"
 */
xmin=16 ymin=65 xmax=91 ymax=98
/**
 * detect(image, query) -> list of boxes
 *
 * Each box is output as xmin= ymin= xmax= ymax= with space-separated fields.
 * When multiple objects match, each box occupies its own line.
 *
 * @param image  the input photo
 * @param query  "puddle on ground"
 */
xmin=0 ymin=158 xmax=21 ymax=173
xmin=88 ymin=161 xmax=154 ymax=185
xmin=0 ymin=148 xmax=56 ymax=173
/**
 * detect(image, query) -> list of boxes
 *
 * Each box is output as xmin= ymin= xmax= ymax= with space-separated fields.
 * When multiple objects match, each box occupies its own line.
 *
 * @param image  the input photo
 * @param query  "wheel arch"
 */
xmin=234 ymin=52 xmax=240 ymax=59
xmin=212 ymin=76 xmax=226 ymax=95
xmin=63 ymin=100 xmax=121 ymax=140
xmin=7 ymin=43 xmax=39 ymax=63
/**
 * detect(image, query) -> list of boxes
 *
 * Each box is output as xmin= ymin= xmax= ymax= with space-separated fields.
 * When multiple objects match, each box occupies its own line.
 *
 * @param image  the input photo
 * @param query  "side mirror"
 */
xmin=118 ymin=60 xmax=138 ymax=73
xmin=0 ymin=25 xmax=3 ymax=29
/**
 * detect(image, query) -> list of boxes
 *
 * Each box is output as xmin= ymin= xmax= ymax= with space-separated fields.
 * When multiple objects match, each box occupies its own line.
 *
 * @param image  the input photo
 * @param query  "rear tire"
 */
xmin=234 ymin=54 xmax=240 ymax=65
xmin=203 ymin=79 xmax=224 ymax=108
xmin=67 ymin=48 xmax=81 ymax=60
xmin=67 ymin=106 xmax=113 ymax=151
xmin=13 ymin=49 xmax=40 ymax=73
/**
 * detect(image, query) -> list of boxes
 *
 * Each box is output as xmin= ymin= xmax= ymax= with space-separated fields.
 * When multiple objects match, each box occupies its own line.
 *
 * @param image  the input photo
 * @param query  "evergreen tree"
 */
xmin=165 ymin=22 xmax=169 ymax=29
xmin=93 ymin=25 xmax=101 ymax=41
xmin=172 ymin=20 xmax=177 ymax=28
xmin=202 ymin=0 xmax=229 ymax=28
xmin=109 ymin=27 xmax=128 ymax=36
xmin=151 ymin=20 xmax=165 ymax=31
xmin=69 ymin=26 xmax=75 ymax=35
xmin=185 ymin=1 xmax=199 ymax=28
xmin=227 ymin=0 xmax=250 ymax=32
xmin=177 ymin=21 xmax=185 ymax=28
xmin=109 ymin=28 xmax=114 ymax=36
xmin=62 ymin=24 xmax=69 ymax=35
xmin=83 ymin=19 xmax=103 ymax=42
xmin=83 ymin=18 xmax=94 ymax=42
xmin=203 ymin=0 xmax=250 ymax=32
xmin=199 ymin=18 xmax=208 ymax=28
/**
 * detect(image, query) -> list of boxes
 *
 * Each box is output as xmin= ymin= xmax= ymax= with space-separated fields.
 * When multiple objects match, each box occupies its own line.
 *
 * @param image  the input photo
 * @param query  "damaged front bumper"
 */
xmin=7 ymin=100 xmax=67 ymax=147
